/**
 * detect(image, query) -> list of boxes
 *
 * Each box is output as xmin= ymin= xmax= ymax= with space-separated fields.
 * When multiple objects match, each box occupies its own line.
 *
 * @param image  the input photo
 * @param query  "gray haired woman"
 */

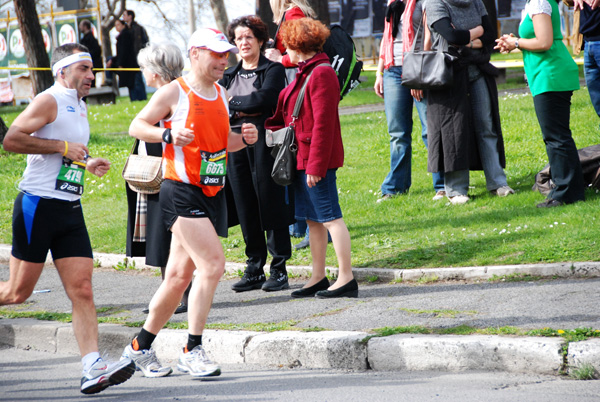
xmin=125 ymin=43 xmax=189 ymax=314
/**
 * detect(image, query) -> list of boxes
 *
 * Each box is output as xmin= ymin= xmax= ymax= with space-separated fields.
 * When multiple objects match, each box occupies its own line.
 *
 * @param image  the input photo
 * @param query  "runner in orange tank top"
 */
xmin=120 ymin=28 xmax=258 ymax=379
xmin=162 ymin=77 xmax=231 ymax=196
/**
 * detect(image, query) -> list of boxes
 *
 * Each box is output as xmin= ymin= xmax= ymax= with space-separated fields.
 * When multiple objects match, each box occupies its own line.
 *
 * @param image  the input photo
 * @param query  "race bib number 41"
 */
xmin=56 ymin=157 xmax=86 ymax=195
xmin=200 ymin=149 xmax=226 ymax=187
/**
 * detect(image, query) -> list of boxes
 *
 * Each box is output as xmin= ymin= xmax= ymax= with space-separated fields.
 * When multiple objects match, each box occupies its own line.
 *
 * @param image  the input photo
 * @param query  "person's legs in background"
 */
xmin=533 ymin=91 xmax=585 ymax=205
xmin=379 ymin=66 xmax=414 ymax=199
xmin=130 ymin=71 xmax=147 ymax=101
xmin=584 ymin=40 xmax=600 ymax=124
xmin=468 ymin=76 xmax=512 ymax=195
xmin=415 ymin=94 xmax=445 ymax=198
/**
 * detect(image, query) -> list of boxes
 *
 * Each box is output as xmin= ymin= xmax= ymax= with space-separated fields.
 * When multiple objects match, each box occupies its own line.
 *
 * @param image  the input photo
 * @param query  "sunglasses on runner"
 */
xmin=197 ymin=48 xmax=230 ymax=59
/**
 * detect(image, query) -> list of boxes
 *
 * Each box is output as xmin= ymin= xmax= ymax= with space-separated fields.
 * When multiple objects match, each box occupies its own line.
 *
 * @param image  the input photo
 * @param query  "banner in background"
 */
xmin=55 ymin=16 xmax=78 ymax=46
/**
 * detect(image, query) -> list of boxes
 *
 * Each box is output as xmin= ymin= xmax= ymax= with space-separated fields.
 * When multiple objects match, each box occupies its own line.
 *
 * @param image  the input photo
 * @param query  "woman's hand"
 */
xmin=306 ymin=174 xmax=322 ymax=188
xmin=494 ymin=34 xmax=517 ymax=54
xmin=265 ymin=48 xmax=283 ymax=63
xmin=374 ymin=73 xmax=384 ymax=98
xmin=411 ymin=89 xmax=423 ymax=102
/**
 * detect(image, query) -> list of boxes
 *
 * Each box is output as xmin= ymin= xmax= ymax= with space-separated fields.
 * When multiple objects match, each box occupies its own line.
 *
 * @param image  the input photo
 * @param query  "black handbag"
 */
xmin=401 ymin=19 xmax=456 ymax=90
xmin=267 ymin=64 xmax=329 ymax=186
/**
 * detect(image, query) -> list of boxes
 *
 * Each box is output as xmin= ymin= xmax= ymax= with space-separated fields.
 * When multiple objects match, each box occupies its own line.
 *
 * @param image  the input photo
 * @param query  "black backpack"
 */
xmin=323 ymin=25 xmax=363 ymax=100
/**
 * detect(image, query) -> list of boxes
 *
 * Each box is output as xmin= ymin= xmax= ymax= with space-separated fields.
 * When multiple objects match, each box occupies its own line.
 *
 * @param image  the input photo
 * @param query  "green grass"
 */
xmin=2 ymin=84 xmax=600 ymax=270
xmin=569 ymin=363 xmax=599 ymax=380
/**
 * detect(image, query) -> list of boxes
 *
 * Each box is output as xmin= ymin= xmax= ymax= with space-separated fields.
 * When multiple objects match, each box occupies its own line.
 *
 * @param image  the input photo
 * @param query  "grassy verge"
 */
xmin=1 ymin=81 xmax=600 ymax=269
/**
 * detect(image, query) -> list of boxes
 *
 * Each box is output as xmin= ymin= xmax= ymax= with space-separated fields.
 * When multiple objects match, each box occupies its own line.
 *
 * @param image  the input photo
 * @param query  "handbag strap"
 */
xmin=129 ymin=138 xmax=139 ymax=155
xmin=291 ymin=63 xmax=332 ymax=121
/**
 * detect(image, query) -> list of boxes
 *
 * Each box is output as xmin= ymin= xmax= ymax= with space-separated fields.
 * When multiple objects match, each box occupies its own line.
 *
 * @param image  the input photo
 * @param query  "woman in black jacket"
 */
xmin=219 ymin=15 xmax=293 ymax=292
xmin=107 ymin=19 xmax=136 ymax=94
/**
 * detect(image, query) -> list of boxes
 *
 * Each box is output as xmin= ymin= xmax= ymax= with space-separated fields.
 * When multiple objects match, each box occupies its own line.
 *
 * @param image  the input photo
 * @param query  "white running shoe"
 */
xmin=80 ymin=357 xmax=135 ymax=394
xmin=448 ymin=195 xmax=470 ymax=205
xmin=177 ymin=345 xmax=221 ymax=378
xmin=432 ymin=190 xmax=446 ymax=201
xmin=492 ymin=186 xmax=515 ymax=197
xmin=121 ymin=343 xmax=173 ymax=378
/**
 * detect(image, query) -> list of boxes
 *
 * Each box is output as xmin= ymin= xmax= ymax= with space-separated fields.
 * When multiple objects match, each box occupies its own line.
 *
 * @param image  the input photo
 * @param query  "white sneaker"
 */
xmin=448 ymin=195 xmax=470 ymax=205
xmin=177 ymin=345 xmax=221 ymax=378
xmin=80 ymin=357 xmax=135 ymax=394
xmin=121 ymin=343 xmax=172 ymax=378
xmin=432 ymin=190 xmax=446 ymax=201
xmin=492 ymin=186 xmax=515 ymax=197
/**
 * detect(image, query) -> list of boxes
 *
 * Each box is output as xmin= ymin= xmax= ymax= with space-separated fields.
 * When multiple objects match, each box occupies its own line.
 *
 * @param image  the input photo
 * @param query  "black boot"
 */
xmin=262 ymin=270 xmax=289 ymax=292
xmin=231 ymin=272 xmax=266 ymax=292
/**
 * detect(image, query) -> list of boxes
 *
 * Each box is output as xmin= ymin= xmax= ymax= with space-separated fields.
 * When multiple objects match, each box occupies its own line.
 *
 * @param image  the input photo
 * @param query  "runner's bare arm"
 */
xmin=129 ymin=81 xmax=193 ymax=146
xmin=3 ymin=94 xmax=89 ymax=160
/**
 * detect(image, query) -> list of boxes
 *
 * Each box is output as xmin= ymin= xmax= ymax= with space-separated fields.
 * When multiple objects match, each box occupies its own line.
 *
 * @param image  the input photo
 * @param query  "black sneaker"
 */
xmin=231 ymin=273 xmax=266 ymax=292
xmin=262 ymin=271 xmax=290 ymax=292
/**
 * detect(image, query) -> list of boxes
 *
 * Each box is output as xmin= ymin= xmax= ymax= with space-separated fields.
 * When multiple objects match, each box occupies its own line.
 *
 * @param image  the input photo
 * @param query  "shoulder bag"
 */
xmin=401 ymin=18 xmax=457 ymax=90
xmin=122 ymin=139 xmax=164 ymax=194
xmin=267 ymin=64 xmax=330 ymax=186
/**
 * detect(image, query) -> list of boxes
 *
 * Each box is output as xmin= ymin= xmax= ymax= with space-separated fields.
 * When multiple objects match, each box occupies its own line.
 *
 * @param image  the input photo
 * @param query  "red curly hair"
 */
xmin=279 ymin=18 xmax=330 ymax=54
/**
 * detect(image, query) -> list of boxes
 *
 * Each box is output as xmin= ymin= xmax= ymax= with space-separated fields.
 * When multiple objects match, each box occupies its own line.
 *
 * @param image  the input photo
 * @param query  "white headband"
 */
xmin=52 ymin=52 xmax=93 ymax=76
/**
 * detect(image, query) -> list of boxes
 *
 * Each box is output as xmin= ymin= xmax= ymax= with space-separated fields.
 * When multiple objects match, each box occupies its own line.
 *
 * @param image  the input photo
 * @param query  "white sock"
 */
xmin=82 ymin=352 xmax=101 ymax=373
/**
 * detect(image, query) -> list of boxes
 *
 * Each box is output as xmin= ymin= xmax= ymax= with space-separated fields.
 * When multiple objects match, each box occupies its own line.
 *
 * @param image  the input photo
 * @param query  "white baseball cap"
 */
xmin=187 ymin=28 xmax=238 ymax=54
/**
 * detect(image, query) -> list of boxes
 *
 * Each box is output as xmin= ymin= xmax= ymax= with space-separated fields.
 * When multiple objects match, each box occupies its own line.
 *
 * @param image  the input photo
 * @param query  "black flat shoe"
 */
xmin=290 ymin=277 xmax=330 ymax=298
xmin=315 ymin=279 xmax=358 ymax=299
xmin=174 ymin=303 xmax=187 ymax=314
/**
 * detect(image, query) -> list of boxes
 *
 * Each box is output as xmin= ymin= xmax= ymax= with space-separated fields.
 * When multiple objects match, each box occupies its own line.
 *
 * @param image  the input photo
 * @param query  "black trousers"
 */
xmin=533 ymin=91 xmax=585 ymax=204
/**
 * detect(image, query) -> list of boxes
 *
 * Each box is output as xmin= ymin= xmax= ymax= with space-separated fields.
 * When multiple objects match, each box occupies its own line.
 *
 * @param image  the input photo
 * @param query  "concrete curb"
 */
xmin=2 ymin=319 xmax=600 ymax=375
xmin=3 ymin=244 xmax=600 ymax=283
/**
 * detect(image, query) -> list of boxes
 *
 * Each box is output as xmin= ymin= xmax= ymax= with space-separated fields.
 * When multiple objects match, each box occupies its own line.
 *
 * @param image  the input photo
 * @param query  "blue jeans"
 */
xmin=444 ymin=76 xmax=508 ymax=196
xmin=381 ymin=66 xmax=444 ymax=195
xmin=129 ymin=71 xmax=147 ymax=101
xmin=584 ymin=40 xmax=600 ymax=120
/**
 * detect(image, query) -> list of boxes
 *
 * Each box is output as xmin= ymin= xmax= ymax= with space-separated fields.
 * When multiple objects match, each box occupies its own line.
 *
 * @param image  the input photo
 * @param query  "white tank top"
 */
xmin=19 ymin=82 xmax=90 ymax=201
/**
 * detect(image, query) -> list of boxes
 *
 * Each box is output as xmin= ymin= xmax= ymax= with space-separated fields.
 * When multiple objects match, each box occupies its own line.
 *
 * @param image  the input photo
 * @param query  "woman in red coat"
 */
xmin=266 ymin=18 xmax=357 ymax=299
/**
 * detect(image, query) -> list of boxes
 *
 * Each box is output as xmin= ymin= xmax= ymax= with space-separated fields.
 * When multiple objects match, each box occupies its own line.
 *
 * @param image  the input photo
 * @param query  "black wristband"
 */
xmin=162 ymin=128 xmax=172 ymax=144
xmin=242 ymin=136 xmax=254 ymax=147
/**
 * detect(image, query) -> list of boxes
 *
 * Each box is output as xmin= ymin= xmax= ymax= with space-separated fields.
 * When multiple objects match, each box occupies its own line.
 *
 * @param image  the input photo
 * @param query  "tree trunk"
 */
xmin=209 ymin=0 xmax=229 ymax=34
xmin=208 ymin=0 xmax=236 ymax=65
xmin=13 ymin=0 xmax=53 ymax=94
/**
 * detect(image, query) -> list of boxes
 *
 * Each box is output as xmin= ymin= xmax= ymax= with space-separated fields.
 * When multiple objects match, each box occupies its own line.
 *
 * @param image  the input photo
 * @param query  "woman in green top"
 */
xmin=495 ymin=0 xmax=585 ymax=207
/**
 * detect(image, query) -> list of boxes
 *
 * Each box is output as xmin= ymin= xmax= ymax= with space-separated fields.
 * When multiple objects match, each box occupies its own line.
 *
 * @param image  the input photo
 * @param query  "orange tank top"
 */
xmin=163 ymin=77 xmax=230 ymax=197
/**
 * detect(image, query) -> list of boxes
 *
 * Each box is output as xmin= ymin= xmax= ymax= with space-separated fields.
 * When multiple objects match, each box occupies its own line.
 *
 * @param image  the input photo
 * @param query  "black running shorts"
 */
xmin=11 ymin=192 xmax=93 ymax=263
xmin=159 ymin=179 xmax=227 ymax=237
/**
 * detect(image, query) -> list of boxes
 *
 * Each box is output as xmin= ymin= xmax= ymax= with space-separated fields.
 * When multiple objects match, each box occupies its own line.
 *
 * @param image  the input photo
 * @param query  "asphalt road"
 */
xmin=1 ymin=264 xmax=599 ymax=332
xmin=2 ymin=347 xmax=600 ymax=402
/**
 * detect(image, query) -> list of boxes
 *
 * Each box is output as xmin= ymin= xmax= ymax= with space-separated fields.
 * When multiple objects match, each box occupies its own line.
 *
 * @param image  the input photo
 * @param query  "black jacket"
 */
xmin=219 ymin=55 xmax=294 ymax=230
xmin=115 ymin=27 xmax=136 ymax=88
xmin=80 ymin=32 xmax=103 ymax=69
